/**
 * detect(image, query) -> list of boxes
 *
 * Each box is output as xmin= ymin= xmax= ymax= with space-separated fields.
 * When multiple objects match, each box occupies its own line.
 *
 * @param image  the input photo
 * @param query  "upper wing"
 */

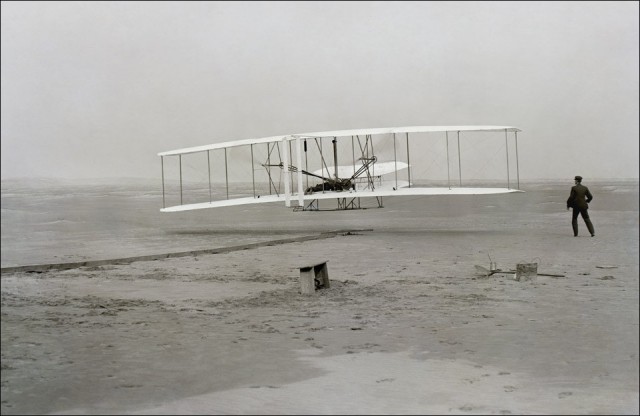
xmin=158 ymin=126 xmax=521 ymax=157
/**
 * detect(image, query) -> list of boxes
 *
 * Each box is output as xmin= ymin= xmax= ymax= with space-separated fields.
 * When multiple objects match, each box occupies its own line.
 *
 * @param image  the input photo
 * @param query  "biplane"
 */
xmin=158 ymin=126 xmax=523 ymax=212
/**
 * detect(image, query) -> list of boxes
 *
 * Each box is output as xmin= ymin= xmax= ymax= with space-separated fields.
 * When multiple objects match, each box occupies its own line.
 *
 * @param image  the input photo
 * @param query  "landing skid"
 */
xmin=293 ymin=196 xmax=384 ymax=211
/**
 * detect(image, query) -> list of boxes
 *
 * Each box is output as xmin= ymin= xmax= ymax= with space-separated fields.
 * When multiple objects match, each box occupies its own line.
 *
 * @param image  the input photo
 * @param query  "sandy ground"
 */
xmin=1 ymin=197 xmax=639 ymax=414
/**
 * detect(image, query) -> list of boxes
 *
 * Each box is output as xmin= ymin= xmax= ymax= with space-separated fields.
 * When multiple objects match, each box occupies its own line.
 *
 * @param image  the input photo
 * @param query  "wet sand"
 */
xmin=1 ymin=182 xmax=638 ymax=414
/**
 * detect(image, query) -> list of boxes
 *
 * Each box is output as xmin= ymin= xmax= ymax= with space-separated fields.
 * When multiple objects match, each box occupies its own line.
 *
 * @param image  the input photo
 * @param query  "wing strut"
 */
xmin=406 ymin=132 xmax=411 ymax=188
xmin=312 ymin=138 xmax=332 ymax=183
xmin=351 ymin=136 xmax=356 ymax=183
xmin=457 ymin=131 xmax=462 ymax=186
xmin=283 ymin=136 xmax=290 ymax=207
xmin=333 ymin=137 xmax=338 ymax=179
xmin=224 ymin=148 xmax=229 ymax=200
xmin=251 ymin=144 xmax=256 ymax=198
xmin=264 ymin=142 xmax=281 ymax=196
xmin=505 ymin=128 xmax=510 ymax=189
xmin=393 ymin=133 xmax=398 ymax=190
xmin=161 ymin=156 xmax=165 ymax=208
xmin=351 ymin=156 xmax=377 ymax=181
xmin=446 ymin=132 xmax=451 ymax=190
xmin=296 ymin=137 xmax=304 ymax=207
xmin=207 ymin=150 xmax=212 ymax=202
xmin=355 ymin=135 xmax=376 ymax=191
xmin=304 ymin=139 xmax=309 ymax=190
xmin=179 ymin=154 xmax=183 ymax=205
xmin=515 ymin=131 xmax=520 ymax=189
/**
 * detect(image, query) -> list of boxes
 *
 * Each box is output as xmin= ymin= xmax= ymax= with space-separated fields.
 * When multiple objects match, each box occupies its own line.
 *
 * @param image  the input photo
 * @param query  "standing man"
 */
xmin=566 ymin=175 xmax=595 ymax=237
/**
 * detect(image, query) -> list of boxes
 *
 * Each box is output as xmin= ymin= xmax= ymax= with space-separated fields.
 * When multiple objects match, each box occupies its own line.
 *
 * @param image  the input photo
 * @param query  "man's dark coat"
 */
xmin=566 ymin=183 xmax=593 ymax=209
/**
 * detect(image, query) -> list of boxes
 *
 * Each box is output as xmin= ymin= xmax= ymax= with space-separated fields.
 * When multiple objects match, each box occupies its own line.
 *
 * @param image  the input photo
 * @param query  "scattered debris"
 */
xmin=474 ymin=265 xmax=494 ymax=277
xmin=515 ymin=263 xmax=538 ymax=281
xmin=487 ymin=253 xmax=497 ymax=272
xmin=474 ymin=264 xmax=565 ymax=278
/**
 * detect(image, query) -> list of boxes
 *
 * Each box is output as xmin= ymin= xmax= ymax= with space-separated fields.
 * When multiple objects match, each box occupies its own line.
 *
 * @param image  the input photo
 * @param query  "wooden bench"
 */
xmin=299 ymin=261 xmax=330 ymax=294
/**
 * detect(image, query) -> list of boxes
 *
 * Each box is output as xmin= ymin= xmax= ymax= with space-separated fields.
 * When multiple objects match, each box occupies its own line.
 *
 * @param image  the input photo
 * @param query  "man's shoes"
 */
xmin=591 ymin=234 xmax=595 ymax=237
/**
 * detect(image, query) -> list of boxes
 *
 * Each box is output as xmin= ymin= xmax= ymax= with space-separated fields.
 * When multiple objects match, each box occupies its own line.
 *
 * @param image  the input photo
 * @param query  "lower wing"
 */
xmin=161 ymin=186 xmax=522 ymax=212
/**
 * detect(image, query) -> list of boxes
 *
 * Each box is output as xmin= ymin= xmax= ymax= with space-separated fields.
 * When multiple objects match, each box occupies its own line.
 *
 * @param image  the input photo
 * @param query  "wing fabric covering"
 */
xmin=158 ymin=126 xmax=523 ymax=212
xmin=160 ymin=187 xmax=523 ymax=212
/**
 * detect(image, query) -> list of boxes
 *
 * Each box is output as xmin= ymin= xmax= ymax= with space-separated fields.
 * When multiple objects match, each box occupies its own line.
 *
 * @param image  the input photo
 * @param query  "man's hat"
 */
xmin=574 ymin=175 xmax=583 ymax=181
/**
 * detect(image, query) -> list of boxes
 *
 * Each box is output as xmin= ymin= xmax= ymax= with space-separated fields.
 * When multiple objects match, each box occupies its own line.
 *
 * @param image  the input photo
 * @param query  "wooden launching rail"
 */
xmin=1 ymin=229 xmax=371 ymax=274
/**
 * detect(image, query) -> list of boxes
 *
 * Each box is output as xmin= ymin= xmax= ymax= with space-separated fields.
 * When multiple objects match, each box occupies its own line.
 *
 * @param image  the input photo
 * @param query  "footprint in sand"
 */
xmin=503 ymin=385 xmax=517 ymax=392
xmin=558 ymin=391 xmax=573 ymax=399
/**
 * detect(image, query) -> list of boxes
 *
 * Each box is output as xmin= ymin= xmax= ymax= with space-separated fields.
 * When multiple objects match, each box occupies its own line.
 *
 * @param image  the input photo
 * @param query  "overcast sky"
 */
xmin=1 ymin=1 xmax=638 ymax=181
